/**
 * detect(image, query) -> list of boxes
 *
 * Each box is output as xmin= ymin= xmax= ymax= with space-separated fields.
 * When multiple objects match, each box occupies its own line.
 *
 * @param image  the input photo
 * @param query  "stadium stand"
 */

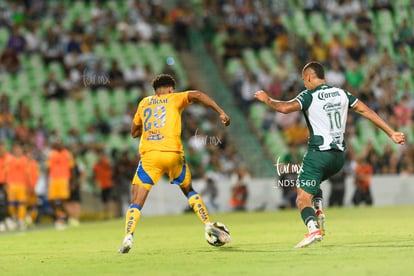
xmin=0 ymin=0 xmax=249 ymax=219
xmin=191 ymin=0 xmax=413 ymax=175
xmin=0 ymin=0 xmax=413 ymax=225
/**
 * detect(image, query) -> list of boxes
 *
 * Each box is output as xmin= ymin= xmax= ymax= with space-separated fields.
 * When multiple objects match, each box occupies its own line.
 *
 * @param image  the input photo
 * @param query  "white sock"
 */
xmin=307 ymin=219 xmax=319 ymax=233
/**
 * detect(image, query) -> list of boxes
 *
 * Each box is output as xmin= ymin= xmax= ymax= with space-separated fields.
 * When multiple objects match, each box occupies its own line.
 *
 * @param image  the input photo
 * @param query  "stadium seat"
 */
xmin=242 ymin=49 xmax=259 ymax=72
xmin=111 ymin=88 xmax=128 ymax=113
xmin=107 ymin=132 xmax=126 ymax=151
xmin=63 ymin=99 xmax=81 ymax=129
xmin=404 ymin=46 xmax=414 ymax=69
xmin=329 ymin=20 xmax=347 ymax=41
xmin=258 ymin=48 xmax=277 ymax=69
xmin=44 ymin=100 xmax=66 ymax=135
xmin=249 ymin=103 xmax=266 ymax=130
xmin=378 ymin=34 xmax=396 ymax=58
xmin=350 ymin=135 xmax=363 ymax=154
xmin=292 ymin=10 xmax=309 ymax=40
xmin=375 ymin=10 xmax=395 ymax=35
xmin=225 ymin=58 xmax=243 ymax=78
xmin=401 ymin=0 xmax=412 ymax=6
xmin=155 ymin=43 xmax=188 ymax=88
xmin=140 ymin=43 xmax=157 ymax=67
xmin=264 ymin=130 xmax=286 ymax=156
xmin=126 ymin=135 xmax=140 ymax=152
xmin=0 ymin=27 xmax=9 ymax=45
xmin=78 ymin=93 xmax=95 ymax=127
xmin=400 ymin=125 xmax=414 ymax=144
xmin=159 ymin=42 xmax=175 ymax=57
xmin=95 ymin=89 xmax=111 ymax=112
xmin=29 ymin=95 xmax=44 ymax=119
xmin=374 ymin=130 xmax=389 ymax=154
xmin=308 ymin=12 xmax=326 ymax=36
xmin=212 ymin=31 xmax=227 ymax=58
xmin=125 ymin=89 xmax=140 ymax=103
xmin=393 ymin=7 xmax=410 ymax=27
xmin=279 ymin=12 xmax=293 ymax=33
xmin=83 ymin=150 xmax=98 ymax=177
xmin=356 ymin=119 xmax=376 ymax=145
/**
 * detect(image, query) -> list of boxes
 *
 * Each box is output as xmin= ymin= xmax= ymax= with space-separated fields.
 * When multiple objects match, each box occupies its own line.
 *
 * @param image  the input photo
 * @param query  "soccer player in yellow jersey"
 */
xmin=5 ymin=143 xmax=30 ymax=230
xmin=119 ymin=74 xmax=230 ymax=253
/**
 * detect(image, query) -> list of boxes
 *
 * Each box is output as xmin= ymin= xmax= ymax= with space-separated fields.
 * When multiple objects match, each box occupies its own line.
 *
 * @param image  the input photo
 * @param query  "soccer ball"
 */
xmin=205 ymin=222 xmax=231 ymax=247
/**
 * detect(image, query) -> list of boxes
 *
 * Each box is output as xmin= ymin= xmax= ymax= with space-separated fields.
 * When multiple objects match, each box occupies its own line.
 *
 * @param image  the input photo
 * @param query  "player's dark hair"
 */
xmin=152 ymin=74 xmax=176 ymax=90
xmin=303 ymin=61 xmax=325 ymax=79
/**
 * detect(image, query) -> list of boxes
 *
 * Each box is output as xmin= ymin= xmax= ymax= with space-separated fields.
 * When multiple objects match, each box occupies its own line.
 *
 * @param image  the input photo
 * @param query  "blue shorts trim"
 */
xmin=171 ymin=161 xmax=186 ymax=185
xmin=137 ymin=161 xmax=154 ymax=184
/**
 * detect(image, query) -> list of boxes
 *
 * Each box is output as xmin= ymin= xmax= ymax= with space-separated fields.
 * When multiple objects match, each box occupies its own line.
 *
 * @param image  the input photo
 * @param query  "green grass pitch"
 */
xmin=1 ymin=206 xmax=414 ymax=276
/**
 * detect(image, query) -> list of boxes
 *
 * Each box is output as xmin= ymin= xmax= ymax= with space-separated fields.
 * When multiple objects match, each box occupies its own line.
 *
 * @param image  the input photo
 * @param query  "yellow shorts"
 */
xmin=7 ymin=184 xmax=27 ymax=203
xmin=48 ymin=178 xmax=70 ymax=200
xmin=132 ymin=151 xmax=191 ymax=190
xmin=27 ymin=192 xmax=37 ymax=207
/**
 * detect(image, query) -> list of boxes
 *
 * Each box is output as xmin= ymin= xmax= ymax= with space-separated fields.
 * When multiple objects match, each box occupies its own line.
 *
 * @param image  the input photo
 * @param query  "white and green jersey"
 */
xmin=295 ymin=84 xmax=358 ymax=151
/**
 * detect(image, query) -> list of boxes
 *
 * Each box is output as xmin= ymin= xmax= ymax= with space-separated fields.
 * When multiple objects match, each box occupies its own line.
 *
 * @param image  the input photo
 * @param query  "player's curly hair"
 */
xmin=152 ymin=74 xmax=176 ymax=90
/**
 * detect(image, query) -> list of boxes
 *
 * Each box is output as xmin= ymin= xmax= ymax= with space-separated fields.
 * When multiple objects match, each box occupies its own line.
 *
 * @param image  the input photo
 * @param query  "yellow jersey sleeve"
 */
xmin=133 ymin=102 xmax=143 ymax=126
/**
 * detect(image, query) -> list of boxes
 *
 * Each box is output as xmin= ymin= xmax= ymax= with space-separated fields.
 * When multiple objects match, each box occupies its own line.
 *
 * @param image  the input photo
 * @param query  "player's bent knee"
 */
xmin=178 ymin=178 xmax=191 ymax=188
xmin=179 ymin=182 xmax=193 ymax=195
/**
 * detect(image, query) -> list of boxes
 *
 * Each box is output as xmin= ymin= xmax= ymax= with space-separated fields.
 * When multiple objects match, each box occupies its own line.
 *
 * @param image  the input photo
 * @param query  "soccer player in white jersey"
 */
xmin=254 ymin=61 xmax=405 ymax=248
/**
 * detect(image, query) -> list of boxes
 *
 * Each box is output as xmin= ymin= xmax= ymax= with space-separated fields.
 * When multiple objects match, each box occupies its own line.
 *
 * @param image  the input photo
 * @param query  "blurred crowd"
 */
xmin=0 ymin=0 xmax=413 ymax=230
xmin=0 ymin=0 xmax=247 ymax=230
xmin=194 ymin=0 xmax=414 ymax=175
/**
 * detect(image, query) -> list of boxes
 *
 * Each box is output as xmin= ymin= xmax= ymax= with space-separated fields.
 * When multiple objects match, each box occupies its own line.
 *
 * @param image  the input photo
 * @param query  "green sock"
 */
xmin=301 ymin=207 xmax=319 ymax=232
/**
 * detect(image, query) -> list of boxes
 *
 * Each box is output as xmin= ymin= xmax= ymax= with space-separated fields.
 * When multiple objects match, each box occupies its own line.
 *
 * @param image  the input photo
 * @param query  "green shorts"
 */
xmin=298 ymin=149 xmax=345 ymax=195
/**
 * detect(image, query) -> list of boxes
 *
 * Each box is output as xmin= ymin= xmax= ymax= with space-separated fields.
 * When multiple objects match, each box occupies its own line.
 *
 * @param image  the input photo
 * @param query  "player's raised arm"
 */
xmin=254 ymin=90 xmax=301 ymax=114
xmin=352 ymin=100 xmax=405 ymax=144
xmin=187 ymin=90 xmax=230 ymax=126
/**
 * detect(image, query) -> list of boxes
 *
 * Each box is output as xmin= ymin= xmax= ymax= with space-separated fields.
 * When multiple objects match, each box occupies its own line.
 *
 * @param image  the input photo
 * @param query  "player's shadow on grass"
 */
xmin=199 ymin=244 xmax=296 ymax=253
xmin=324 ymin=240 xmax=414 ymax=248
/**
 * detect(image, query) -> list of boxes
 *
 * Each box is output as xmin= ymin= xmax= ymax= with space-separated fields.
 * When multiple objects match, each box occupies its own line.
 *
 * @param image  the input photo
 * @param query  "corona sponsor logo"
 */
xmin=318 ymin=91 xmax=340 ymax=100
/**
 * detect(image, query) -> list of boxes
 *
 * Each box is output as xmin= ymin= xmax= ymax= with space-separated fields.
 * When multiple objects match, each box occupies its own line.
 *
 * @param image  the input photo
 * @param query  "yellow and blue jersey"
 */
xmin=133 ymin=91 xmax=192 ymax=155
